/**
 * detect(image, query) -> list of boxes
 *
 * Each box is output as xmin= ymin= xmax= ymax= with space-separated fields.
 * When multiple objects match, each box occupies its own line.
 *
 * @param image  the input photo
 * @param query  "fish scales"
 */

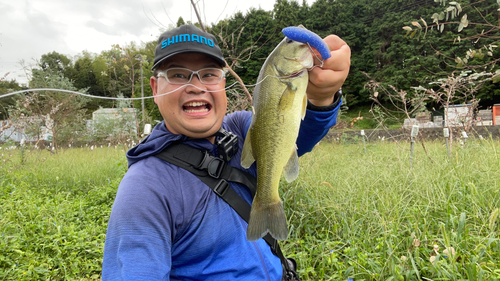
xmin=241 ymin=25 xmax=315 ymax=241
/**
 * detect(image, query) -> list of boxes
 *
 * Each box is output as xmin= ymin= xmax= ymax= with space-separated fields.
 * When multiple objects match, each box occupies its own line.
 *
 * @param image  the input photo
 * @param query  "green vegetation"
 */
xmin=336 ymin=104 xmax=404 ymax=130
xmin=1 ymin=138 xmax=499 ymax=280
xmin=3 ymin=0 xmax=500 ymax=123
xmin=0 ymin=147 xmax=127 ymax=280
xmin=283 ymin=138 xmax=500 ymax=280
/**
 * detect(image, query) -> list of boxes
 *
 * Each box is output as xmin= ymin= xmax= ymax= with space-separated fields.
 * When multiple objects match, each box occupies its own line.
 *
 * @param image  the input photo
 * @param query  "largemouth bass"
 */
xmin=241 ymin=26 xmax=315 ymax=241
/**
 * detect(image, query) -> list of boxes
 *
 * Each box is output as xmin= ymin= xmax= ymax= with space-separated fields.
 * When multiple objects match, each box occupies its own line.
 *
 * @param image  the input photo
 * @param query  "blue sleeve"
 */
xmin=102 ymin=161 xmax=177 ymax=280
xmin=296 ymin=99 xmax=342 ymax=156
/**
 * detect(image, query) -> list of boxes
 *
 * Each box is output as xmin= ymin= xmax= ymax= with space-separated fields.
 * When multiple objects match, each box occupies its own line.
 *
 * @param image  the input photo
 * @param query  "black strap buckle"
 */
xmin=214 ymin=127 xmax=238 ymax=162
xmin=213 ymin=179 xmax=229 ymax=197
xmin=198 ymin=151 xmax=225 ymax=178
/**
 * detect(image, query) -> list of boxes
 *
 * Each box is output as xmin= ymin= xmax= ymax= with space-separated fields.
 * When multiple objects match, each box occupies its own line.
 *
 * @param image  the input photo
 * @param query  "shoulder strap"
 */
xmin=160 ymin=143 xmax=257 ymax=194
xmin=155 ymin=143 xmax=255 ymax=221
xmin=154 ymin=143 xmax=296 ymax=278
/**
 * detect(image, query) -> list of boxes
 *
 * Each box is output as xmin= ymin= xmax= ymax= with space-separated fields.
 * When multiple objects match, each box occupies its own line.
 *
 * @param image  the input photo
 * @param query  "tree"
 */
xmin=132 ymin=41 xmax=160 ymax=124
xmin=39 ymin=51 xmax=72 ymax=74
xmin=100 ymin=43 xmax=144 ymax=101
xmin=92 ymin=54 xmax=112 ymax=98
xmin=414 ymin=71 xmax=491 ymax=143
xmin=273 ymin=0 xmax=301 ymax=30
xmin=0 ymin=76 xmax=25 ymax=120
xmin=69 ymin=51 xmax=112 ymax=110
xmin=208 ymin=8 xmax=279 ymax=111
xmin=212 ymin=8 xmax=278 ymax=80
xmin=403 ymin=0 xmax=500 ymax=107
xmin=8 ymin=67 xmax=89 ymax=150
xmin=177 ymin=16 xmax=186 ymax=27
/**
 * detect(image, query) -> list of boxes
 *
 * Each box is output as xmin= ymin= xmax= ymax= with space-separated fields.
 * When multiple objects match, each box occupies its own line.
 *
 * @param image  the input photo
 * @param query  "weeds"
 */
xmin=0 ymin=147 xmax=126 ymax=280
xmin=0 ymin=140 xmax=499 ymax=280
xmin=282 ymin=139 xmax=500 ymax=280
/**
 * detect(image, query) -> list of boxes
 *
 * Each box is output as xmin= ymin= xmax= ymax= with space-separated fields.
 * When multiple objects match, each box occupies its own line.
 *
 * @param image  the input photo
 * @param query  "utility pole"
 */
xmin=135 ymin=55 xmax=145 ymax=122
xmin=140 ymin=59 xmax=144 ymax=122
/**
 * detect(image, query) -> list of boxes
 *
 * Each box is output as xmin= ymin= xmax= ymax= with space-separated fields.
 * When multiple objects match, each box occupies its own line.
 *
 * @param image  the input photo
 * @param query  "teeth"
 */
xmin=185 ymin=101 xmax=207 ymax=107
xmin=184 ymin=101 xmax=209 ymax=113
xmin=185 ymin=108 xmax=209 ymax=113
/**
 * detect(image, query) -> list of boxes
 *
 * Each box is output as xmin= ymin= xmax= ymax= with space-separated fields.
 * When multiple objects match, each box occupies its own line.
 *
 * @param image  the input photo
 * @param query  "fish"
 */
xmin=241 ymin=25 xmax=320 ymax=241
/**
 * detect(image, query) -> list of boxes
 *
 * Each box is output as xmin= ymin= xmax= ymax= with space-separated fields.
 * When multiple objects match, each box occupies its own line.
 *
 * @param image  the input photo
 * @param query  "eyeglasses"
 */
xmin=157 ymin=68 xmax=226 ymax=85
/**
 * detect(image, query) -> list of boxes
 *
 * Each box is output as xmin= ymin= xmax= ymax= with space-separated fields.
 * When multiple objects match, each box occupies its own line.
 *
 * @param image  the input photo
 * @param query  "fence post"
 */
xmin=410 ymin=125 xmax=419 ymax=169
xmin=360 ymin=130 xmax=366 ymax=154
xmin=443 ymin=128 xmax=451 ymax=158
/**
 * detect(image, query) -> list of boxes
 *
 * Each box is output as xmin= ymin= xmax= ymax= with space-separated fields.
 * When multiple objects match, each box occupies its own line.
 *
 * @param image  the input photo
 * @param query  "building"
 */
xmin=89 ymin=108 xmax=138 ymax=139
xmin=0 ymin=118 xmax=52 ymax=143
xmin=444 ymin=104 xmax=473 ymax=127
xmin=92 ymin=108 xmax=137 ymax=121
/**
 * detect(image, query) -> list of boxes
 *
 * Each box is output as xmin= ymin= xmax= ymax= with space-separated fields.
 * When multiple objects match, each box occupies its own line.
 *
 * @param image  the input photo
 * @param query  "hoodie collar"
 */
xmin=126 ymin=121 xmax=216 ymax=167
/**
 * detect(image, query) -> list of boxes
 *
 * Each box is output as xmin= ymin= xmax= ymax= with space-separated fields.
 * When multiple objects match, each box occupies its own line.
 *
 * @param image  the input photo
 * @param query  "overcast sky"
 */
xmin=1 ymin=0 xmax=315 ymax=85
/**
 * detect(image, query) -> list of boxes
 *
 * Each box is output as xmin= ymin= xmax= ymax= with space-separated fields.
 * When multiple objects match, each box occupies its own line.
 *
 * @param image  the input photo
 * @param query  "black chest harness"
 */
xmin=154 ymin=128 xmax=300 ymax=281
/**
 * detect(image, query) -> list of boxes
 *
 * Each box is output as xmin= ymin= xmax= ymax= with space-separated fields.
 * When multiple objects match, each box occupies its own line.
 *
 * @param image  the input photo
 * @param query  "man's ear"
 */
xmin=150 ymin=76 xmax=159 ymax=104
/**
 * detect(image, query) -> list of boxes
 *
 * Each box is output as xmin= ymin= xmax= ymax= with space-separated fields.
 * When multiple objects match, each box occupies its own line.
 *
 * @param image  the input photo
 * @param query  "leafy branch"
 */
xmin=190 ymin=0 xmax=253 ymax=104
xmin=404 ymin=0 xmax=500 ymax=72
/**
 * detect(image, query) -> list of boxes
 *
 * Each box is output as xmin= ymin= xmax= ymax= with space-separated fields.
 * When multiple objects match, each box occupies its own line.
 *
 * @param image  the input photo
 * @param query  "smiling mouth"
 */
xmin=183 ymin=101 xmax=211 ymax=113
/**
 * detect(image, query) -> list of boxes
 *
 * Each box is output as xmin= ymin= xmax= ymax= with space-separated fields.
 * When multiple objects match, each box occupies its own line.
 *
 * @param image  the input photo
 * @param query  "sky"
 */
xmin=0 ymin=0 xmax=315 ymax=85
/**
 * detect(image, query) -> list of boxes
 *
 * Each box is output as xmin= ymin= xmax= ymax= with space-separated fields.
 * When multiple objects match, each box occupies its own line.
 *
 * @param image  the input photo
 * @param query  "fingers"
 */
xmin=307 ymin=72 xmax=341 ymax=97
xmin=322 ymin=35 xmax=351 ymax=71
xmin=306 ymin=34 xmax=350 ymax=106
xmin=309 ymin=35 xmax=350 ymax=89
xmin=324 ymin=35 xmax=349 ymax=52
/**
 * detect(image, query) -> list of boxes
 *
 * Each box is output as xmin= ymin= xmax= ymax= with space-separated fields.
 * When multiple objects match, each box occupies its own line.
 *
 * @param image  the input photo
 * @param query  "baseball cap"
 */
xmin=152 ymin=25 xmax=225 ymax=70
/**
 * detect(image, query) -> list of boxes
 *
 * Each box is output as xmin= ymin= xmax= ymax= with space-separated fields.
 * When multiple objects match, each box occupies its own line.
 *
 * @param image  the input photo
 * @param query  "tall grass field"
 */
xmin=1 ymin=138 xmax=499 ymax=280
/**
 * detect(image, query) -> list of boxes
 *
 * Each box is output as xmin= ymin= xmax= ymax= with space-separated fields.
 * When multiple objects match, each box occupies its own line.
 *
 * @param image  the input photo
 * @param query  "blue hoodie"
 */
xmin=102 ymin=102 xmax=340 ymax=281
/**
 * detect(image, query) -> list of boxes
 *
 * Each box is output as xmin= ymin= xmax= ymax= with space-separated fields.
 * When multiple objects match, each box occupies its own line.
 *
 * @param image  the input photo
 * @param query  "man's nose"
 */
xmin=185 ymin=74 xmax=207 ymax=93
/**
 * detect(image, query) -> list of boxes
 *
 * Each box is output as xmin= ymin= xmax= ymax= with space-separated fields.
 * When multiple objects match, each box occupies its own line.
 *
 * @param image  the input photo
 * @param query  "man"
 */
xmin=102 ymin=24 xmax=350 ymax=280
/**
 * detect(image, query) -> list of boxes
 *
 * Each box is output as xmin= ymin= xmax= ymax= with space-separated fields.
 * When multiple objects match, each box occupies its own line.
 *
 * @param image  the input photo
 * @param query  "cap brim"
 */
xmin=151 ymin=51 xmax=225 ymax=70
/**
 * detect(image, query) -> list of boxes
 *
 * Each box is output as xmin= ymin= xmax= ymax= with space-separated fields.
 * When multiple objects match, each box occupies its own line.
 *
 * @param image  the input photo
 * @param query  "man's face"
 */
xmin=150 ymin=53 xmax=227 ymax=140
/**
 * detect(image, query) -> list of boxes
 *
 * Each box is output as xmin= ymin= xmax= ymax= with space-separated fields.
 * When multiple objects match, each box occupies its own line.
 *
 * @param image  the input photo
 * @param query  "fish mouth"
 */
xmin=183 ymin=101 xmax=212 ymax=114
xmin=284 ymin=69 xmax=307 ymax=79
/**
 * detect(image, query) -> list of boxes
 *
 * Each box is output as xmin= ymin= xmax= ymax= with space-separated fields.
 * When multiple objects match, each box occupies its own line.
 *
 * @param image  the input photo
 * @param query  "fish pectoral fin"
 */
xmin=279 ymin=86 xmax=295 ymax=112
xmin=241 ymin=129 xmax=255 ymax=168
xmin=301 ymin=94 xmax=307 ymax=120
xmin=283 ymin=147 xmax=299 ymax=183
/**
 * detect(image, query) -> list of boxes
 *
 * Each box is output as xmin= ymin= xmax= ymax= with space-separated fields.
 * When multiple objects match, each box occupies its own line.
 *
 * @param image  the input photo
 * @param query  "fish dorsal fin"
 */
xmin=283 ymin=147 xmax=299 ymax=183
xmin=240 ymin=129 xmax=255 ymax=168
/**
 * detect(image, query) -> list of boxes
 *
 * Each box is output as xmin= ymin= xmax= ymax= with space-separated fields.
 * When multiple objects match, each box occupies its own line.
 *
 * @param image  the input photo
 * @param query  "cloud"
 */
xmin=0 ymin=0 xmax=316 ymax=84
xmin=25 ymin=7 xmax=65 ymax=40
xmin=54 ymin=0 xmax=173 ymax=38
xmin=0 ymin=1 xmax=72 ymax=82
xmin=85 ymin=19 xmax=120 ymax=36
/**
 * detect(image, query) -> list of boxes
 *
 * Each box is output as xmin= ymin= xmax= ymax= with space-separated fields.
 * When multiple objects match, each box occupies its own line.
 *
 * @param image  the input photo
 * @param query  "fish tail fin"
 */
xmin=247 ymin=200 xmax=288 ymax=241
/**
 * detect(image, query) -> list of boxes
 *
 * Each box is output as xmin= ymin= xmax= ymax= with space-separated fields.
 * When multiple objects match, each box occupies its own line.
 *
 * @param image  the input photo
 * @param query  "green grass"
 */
xmin=0 ymin=146 xmax=127 ymax=280
xmin=282 ymin=138 xmax=500 ymax=280
xmin=1 ymin=139 xmax=499 ymax=280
